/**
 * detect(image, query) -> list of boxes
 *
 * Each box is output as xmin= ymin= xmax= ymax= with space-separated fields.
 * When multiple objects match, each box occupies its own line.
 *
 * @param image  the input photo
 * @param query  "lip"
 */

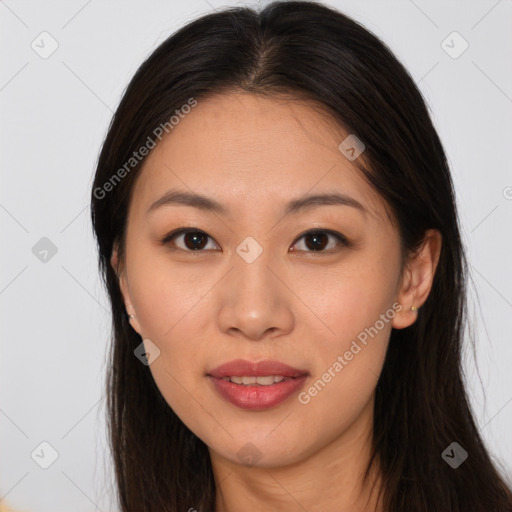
xmin=207 ymin=359 xmax=309 ymax=410
xmin=207 ymin=358 xmax=309 ymax=378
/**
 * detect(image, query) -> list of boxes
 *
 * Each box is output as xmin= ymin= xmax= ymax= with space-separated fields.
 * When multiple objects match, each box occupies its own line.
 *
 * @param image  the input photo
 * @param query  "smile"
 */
xmin=221 ymin=375 xmax=288 ymax=385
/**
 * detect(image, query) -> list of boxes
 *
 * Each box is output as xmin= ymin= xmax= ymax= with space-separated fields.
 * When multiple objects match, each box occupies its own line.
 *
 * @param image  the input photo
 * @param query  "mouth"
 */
xmin=217 ymin=375 xmax=296 ymax=385
xmin=206 ymin=359 xmax=309 ymax=410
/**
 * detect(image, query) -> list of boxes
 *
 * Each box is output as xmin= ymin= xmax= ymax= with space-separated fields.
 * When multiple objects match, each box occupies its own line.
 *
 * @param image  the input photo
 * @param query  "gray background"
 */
xmin=1 ymin=0 xmax=511 ymax=510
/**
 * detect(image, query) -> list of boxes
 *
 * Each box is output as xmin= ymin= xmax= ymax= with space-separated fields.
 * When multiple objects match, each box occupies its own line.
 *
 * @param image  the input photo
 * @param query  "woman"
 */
xmin=90 ymin=1 xmax=512 ymax=510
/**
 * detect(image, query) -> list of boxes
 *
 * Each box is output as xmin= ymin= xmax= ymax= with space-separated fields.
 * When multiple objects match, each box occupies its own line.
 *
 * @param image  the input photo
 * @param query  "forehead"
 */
xmin=129 ymin=92 xmax=387 ymax=223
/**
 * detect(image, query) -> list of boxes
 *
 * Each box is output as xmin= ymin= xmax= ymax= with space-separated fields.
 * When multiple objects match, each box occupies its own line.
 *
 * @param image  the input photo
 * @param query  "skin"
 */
xmin=111 ymin=92 xmax=442 ymax=511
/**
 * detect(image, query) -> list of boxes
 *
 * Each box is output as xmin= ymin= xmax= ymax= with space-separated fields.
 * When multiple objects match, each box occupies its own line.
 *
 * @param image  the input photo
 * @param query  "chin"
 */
xmin=209 ymin=434 xmax=311 ymax=469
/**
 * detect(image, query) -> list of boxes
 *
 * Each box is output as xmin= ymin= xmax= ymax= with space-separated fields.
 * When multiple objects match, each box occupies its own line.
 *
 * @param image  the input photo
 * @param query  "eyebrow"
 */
xmin=146 ymin=189 xmax=367 ymax=217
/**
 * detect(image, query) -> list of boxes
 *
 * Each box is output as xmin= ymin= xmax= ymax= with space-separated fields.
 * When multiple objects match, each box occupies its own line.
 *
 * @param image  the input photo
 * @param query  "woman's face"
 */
xmin=114 ymin=92 xmax=413 ymax=470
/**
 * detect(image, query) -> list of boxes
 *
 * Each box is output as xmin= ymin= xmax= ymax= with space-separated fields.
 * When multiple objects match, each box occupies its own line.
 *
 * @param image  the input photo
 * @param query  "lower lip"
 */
xmin=207 ymin=375 xmax=308 ymax=410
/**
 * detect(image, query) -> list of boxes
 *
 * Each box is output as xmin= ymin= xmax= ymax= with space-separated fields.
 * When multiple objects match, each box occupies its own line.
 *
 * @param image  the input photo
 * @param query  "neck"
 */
xmin=210 ymin=401 xmax=382 ymax=512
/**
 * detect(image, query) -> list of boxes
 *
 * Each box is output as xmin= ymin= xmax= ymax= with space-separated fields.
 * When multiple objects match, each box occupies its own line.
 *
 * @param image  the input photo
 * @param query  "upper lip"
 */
xmin=207 ymin=359 xmax=309 ymax=378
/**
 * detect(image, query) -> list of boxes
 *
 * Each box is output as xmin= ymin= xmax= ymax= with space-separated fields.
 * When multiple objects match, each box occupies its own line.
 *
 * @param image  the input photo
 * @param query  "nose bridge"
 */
xmin=233 ymin=235 xmax=279 ymax=303
xmin=218 ymin=234 xmax=292 ymax=339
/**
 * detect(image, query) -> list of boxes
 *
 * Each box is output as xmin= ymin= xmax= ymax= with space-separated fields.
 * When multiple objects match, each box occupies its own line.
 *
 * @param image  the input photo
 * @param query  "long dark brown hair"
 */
xmin=90 ymin=1 xmax=512 ymax=510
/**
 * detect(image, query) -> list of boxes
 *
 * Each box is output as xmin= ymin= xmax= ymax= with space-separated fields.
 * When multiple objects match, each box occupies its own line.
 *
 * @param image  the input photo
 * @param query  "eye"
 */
xmin=161 ymin=228 xmax=218 ymax=251
xmin=161 ymin=227 xmax=350 ymax=254
xmin=290 ymin=229 xmax=350 ymax=254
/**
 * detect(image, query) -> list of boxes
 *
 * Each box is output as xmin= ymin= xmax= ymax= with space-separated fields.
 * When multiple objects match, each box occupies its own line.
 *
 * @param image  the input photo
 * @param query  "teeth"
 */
xmin=222 ymin=375 xmax=287 ymax=385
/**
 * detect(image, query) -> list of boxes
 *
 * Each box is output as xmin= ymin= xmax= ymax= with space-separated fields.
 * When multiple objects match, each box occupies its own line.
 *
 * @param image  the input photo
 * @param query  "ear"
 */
xmin=392 ymin=229 xmax=442 ymax=329
xmin=110 ymin=242 xmax=143 ymax=336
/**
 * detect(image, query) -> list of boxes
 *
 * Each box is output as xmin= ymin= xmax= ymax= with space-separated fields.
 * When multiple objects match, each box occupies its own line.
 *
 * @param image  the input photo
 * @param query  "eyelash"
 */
xmin=160 ymin=227 xmax=351 ymax=255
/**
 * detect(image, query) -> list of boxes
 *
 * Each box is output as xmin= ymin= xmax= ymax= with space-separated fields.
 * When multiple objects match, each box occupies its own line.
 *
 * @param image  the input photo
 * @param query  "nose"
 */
xmin=217 ymin=248 xmax=295 ymax=342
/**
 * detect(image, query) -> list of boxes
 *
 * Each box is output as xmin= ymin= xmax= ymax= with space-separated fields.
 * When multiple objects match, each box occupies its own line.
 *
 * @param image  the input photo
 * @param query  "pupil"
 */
xmin=306 ymin=232 xmax=327 ymax=251
xmin=185 ymin=232 xmax=207 ymax=250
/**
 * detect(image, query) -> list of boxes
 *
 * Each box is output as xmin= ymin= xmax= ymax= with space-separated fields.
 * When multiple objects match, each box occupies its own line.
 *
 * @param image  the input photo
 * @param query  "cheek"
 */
xmin=295 ymin=252 xmax=398 ymax=407
xmin=296 ymin=277 xmax=393 ymax=433
xmin=127 ymin=263 xmax=209 ymax=421
xmin=300 ymin=251 xmax=399 ymax=346
xmin=126 ymin=245 xmax=213 ymax=342
xmin=125 ymin=249 xmax=216 ymax=400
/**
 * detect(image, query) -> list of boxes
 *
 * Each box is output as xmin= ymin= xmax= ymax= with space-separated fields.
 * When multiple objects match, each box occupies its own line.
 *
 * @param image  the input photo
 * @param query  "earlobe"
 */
xmin=392 ymin=229 xmax=442 ymax=330
xmin=110 ymin=245 xmax=119 ymax=277
xmin=119 ymin=276 xmax=143 ymax=336
xmin=126 ymin=312 xmax=143 ymax=336
xmin=110 ymin=243 xmax=143 ymax=336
